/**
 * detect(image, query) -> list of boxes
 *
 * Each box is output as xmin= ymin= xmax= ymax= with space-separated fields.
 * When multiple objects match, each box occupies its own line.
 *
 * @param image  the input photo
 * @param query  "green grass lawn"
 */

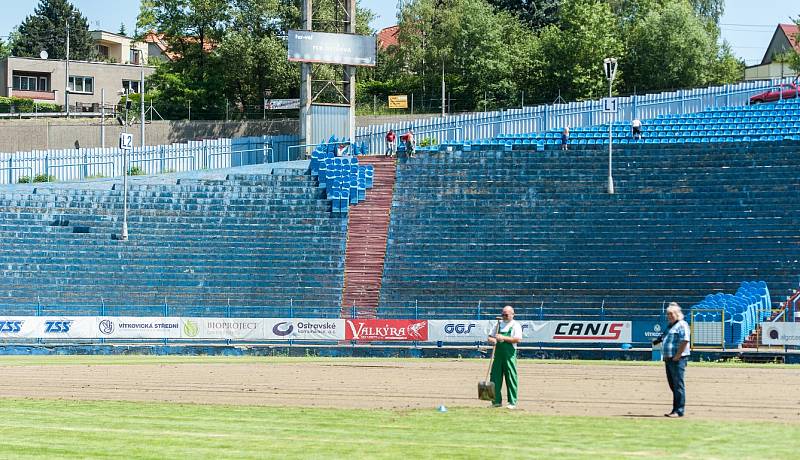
xmin=0 ymin=356 xmax=797 ymax=459
xmin=0 ymin=398 xmax=797 ymax=460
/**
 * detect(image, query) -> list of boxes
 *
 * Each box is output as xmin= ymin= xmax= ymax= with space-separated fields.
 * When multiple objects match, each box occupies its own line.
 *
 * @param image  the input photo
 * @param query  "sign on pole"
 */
xmin=118 ymin=133 xmax=133 ymax=150
xmin=287 ymin=30 xmax=377 ymax=66
xmin=602 ymin=97 xmax=618 ymax=113
xmin=388 ymin=95 xmax=408 ymax=109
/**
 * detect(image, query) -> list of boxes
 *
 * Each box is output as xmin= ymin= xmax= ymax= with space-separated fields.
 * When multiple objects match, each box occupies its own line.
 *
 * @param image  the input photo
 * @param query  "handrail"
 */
xmin=0 ymin=166 xmax=34 ymax=184
xmin=49 ymin=161 xmax=116 ymax=180
xmin=130 ymin=155 xmax=196 ymax=173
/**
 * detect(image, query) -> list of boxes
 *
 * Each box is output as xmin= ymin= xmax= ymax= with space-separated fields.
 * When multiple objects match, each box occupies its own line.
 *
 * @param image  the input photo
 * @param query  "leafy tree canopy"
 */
xmin=11 ymin=0 xmax=95 ymax=60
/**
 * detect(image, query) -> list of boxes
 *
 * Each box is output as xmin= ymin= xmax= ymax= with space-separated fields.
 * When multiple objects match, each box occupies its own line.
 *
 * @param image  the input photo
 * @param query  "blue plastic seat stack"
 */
xmin=308 ymin=136 xmax=374 ymax=215
xmin=690 ymin=281 xmax=771 ymax=347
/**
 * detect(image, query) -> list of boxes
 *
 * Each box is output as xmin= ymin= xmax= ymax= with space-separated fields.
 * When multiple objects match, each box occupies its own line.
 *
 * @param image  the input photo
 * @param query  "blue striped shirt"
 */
xmin=662 ymin=320 xmax=691 ymax=359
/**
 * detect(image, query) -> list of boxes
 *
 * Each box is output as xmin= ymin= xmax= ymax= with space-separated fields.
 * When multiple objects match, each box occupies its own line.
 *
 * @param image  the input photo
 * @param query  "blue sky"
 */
xmin=0 ymin=0 xmax=797 ymax=66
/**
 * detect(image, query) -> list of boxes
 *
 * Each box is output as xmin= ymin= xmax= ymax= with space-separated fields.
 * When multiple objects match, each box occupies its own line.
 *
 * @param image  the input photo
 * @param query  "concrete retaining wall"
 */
xmin=0 ymin=118 xmax=297 ymax=152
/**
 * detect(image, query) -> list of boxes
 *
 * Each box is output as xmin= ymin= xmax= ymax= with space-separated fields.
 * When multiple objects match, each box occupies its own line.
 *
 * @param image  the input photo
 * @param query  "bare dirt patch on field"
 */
xmin=0 ymin=359 xmax=797 ymax=421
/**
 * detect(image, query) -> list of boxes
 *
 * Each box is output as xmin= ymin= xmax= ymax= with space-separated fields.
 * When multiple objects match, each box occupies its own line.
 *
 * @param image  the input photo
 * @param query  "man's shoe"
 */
xmin=506 ymin=404 xmax=516 ymax=410
xmin=664 ymin=412 xmax=683 ymax=418
xmin=491 ymin=403 xmax=502 ymax=408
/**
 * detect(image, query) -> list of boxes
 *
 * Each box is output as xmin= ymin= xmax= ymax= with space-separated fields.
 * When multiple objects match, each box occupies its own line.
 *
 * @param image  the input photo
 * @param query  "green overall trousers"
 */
xmin=490 ymin=330 xmax=518 ymax=406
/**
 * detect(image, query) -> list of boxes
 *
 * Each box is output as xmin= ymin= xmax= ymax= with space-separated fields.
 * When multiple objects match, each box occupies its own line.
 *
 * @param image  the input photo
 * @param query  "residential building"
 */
xmin=745 ymin=23 xmax=800 ymax=81
xmin=0 ymin=56 xmax=155 ymax=110
xmin=0 ymin=30 xmax=155 ymax=111
xmin=91 ymin=30 xmax=149 ymax=65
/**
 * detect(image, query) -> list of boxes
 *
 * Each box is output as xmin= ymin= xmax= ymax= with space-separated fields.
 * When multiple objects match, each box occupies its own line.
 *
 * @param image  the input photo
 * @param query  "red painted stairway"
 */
xmin=340 ymin=156 xmax=397 ymax=318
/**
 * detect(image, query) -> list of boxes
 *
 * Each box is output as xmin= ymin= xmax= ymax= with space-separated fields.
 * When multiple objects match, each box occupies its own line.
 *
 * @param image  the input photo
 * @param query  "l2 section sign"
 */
xmin=345 ymin=319 xmax=428 ymax=341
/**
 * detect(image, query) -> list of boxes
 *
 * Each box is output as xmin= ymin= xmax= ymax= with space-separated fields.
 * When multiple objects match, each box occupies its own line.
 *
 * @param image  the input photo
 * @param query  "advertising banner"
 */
xmin=96 ymin=317 xmax=182 ymax=339
xmin=182 ymin=318 xmax=263 ymax=340
xmin=263 ymin=319 xmax=344 ymax=340
xmin=428 ymin=320 xmax=495 ymax=342
xmin=345 ymin=319 xmax=428 ymax=341
xmin=632 ymin=321 xmax=665 ymax=343
xmin=1 ymin=317 xmax=95 ymax=339
xmin=0 ymin=317 xmax=31 ymax=339
xmin=761 ymin=322 xmax=800 ymax=346
xmin=264 ymin=98 xmax=301 ymax=110
xmin=288 ymin=30 xmax=376 ymax=66
xmin=518 ymin=320 xmax=632 ymax=343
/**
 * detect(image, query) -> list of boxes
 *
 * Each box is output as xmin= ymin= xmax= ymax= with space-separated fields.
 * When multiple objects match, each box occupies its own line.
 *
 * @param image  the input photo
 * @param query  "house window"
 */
xmin=68 ymin=76 xmax=94 ymax=94
xmin=13 ymin=74 xmax=49 ymax=91
xmin=122 ymin=80 xmax=141 ymax=94
xmin=130 ymin=49 xmax=140 ymax=64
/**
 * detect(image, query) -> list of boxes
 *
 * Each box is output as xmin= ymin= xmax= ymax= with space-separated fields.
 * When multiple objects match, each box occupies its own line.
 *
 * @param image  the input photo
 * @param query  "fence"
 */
xmin=355 ymin=78 xmax=795 ymax=154
xmin=0 ymin=134 xmax=302 ymax=185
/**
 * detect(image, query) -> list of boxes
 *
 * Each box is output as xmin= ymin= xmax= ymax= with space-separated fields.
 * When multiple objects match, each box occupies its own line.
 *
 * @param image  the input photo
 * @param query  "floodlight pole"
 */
xmin=140 ymin=49 xmax=145 ymax=147
xmin=604 ymin=57 xmax=618 ymax=195
xmin=65 ymin=20 xmax=70 ymax=118
xmin=122 ymin=90 xmax=129 ymax=241
xmin=608 ymin=76 xmax=614 ymax=195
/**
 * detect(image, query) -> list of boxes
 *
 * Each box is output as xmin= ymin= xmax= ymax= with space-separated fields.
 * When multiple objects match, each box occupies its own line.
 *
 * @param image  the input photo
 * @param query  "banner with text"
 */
xmin=263 ymin=319 xmax=344 ymax=340
xmin=345 ymin=319 xmax=428 ymax=341
xmin=761 ymin=322 xmax=800 ymax=346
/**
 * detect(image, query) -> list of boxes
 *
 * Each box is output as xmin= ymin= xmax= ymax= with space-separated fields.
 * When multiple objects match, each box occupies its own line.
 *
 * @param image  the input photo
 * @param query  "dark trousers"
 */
xmin=664 ymin=357 xmax=687 ymax=415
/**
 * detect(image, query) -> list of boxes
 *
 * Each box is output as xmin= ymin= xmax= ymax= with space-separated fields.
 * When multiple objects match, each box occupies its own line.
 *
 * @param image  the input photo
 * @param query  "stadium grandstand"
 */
xmin=0 ymin=82 xmax=798 ymax=351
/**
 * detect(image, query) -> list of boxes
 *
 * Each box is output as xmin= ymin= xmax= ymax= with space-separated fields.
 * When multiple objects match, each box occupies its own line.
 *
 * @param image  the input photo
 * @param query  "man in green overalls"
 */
xmin=488 ymin=305 xmax=523 ymax=409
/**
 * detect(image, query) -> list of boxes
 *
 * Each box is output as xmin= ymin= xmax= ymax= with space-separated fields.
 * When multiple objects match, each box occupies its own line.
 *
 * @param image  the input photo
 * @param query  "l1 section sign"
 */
xmin=288 ymin=30 xmax=376 ymax=66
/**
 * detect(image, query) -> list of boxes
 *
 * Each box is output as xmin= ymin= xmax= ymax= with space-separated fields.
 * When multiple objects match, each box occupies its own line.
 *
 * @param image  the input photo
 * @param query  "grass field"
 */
xmin=1 ymin=399 xmax=798 ymax=460
xmin=0 ymin=356 xmax=797 ymax=459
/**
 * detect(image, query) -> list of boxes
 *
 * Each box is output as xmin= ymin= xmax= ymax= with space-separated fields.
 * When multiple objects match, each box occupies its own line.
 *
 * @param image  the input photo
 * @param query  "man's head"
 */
xmin=666 ymin=302 xmax=683 ymax=322
xmin=501 ymin=305 xmax=515 ymax=321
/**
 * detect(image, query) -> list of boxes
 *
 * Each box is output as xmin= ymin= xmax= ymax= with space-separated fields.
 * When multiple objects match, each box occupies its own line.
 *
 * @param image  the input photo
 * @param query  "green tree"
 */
xmin=537 ymin=0 xmax=624 ymax=101
xmin=486 ymin=0 xmax=561 ymax=29
xmin=138 ymin=0 xmax=374 ymax=118
xmin=0 ymin=38 xmax=10 ymax=59
xmin=10 ymin=0 xmax=95 ymax=60
xmin=787 ymin=17 xmax=800 ymax=74
xmin=688 ymin=0 xmax=724 ymax=26
xmin=118 ymin=22 xmax=127 ymax=36
xmin=623 ymin=1 xmax=716 ymax=92
xmin=389 ymin=0 xmax=537 ymax=111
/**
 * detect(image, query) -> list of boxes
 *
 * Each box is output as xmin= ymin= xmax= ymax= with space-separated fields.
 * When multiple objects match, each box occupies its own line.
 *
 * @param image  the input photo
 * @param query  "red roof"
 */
xmin=377 ymin=25 xmax=399 ymax=51
xmin=779 ymin=23 xmax=800 ymax=53
xmin=143 ymin=30 xmax=217 ymax=61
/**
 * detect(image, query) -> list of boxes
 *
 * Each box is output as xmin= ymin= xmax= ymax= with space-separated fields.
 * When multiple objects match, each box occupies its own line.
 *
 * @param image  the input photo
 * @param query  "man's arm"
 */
xmin=671 ymin=341 xmax=689 ymax=361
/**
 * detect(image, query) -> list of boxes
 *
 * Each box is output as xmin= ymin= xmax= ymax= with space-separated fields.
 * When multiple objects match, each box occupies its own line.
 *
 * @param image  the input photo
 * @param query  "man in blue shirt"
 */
xmin=652 ymin=302 xmax=690 ymax=417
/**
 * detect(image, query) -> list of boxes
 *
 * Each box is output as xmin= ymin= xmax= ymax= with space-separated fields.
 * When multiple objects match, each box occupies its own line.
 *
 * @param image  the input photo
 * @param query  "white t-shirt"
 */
xmin=496 ymin=320 xmax=523 ymax=348
xmin=632 ymin=119 xmax=642 ymax=128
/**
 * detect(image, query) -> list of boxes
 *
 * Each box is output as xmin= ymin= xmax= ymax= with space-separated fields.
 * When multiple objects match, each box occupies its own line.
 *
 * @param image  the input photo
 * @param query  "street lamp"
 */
xmin=603 ymin=57 xmax=619 ymax=195
xmin=118 ymin=88 xmax=132 ymax=241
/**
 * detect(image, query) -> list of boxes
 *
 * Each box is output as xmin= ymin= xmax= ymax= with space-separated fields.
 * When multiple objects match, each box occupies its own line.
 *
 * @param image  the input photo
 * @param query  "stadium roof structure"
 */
xmin=760 ymin=23 xmax=800 ymax=65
